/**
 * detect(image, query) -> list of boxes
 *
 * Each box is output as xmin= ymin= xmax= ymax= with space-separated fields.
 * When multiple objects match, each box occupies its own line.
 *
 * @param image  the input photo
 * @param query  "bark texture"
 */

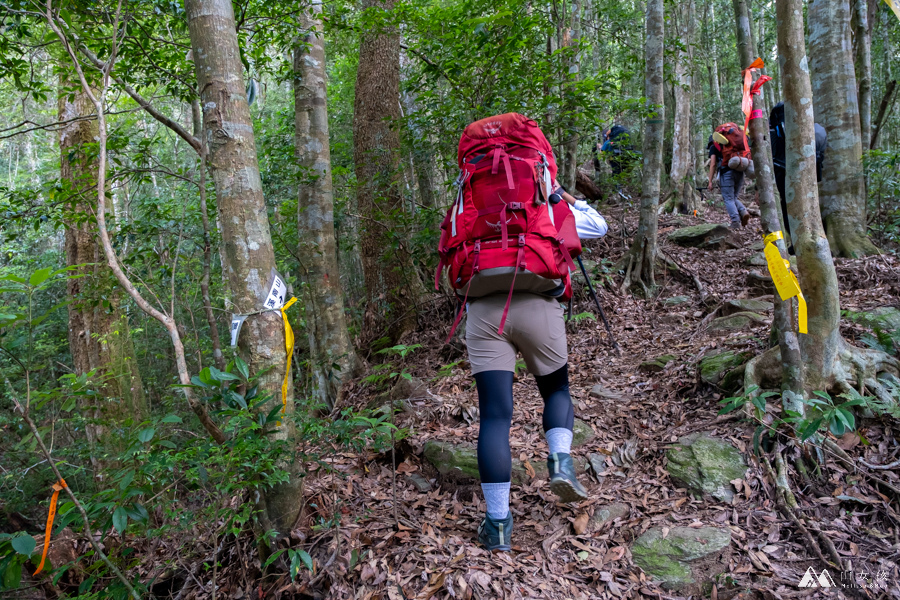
xmin=560 ymin=0 xmax=582 ymax=193
xmin=59 ymin=83 xmax=146 ymax=447
xmin=778 ymin=0 xmax=843 ymax=393
xmin=808 ymin=0 xmax=879 ymax=257
xmin=733 ymin=0 xmax=803 ymax=412
xmin=193 ymin=100 xmax=226 ymax=371
xmin=853 ymin=0 xmax=873 ymax=155
xmin=620 ymin=0 xmax=663 ymax=295
xmin=294 ymin=1 xmax=363 ymax=409
xmin=184 ymin=0 xmax=302 ymax=534
xmin=354 ymin=0 xmax=420 ymax=342
xmin=667 ymin=0 xmax=698 ymax=214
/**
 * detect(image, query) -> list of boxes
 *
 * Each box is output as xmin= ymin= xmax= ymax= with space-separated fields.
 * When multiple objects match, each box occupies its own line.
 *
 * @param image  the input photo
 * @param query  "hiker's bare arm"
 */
xmin=708 ymin=156 xmax=717 ymax=190
xmin=562 ymin=190 xmax=578 ymax=205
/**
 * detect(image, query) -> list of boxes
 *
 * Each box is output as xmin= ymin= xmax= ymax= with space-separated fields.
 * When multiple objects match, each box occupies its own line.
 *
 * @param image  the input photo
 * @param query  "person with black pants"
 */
xmin=467 ymin=188 xmax=608 ymax=552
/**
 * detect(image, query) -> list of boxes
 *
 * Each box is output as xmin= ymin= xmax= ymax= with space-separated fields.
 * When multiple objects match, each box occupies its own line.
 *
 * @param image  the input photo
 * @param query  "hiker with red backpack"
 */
xmin=435 ymin=113 xmax=607 ymax=552
xmin=707 ymin=123 xmax=753 ymax=229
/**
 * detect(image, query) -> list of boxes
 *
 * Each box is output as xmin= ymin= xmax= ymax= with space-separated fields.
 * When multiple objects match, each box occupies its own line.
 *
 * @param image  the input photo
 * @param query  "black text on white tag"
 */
xmin=230 ymin=314 xmax=248 ymax=347
xmin=264 ymin=270 xmax=287 ymax=310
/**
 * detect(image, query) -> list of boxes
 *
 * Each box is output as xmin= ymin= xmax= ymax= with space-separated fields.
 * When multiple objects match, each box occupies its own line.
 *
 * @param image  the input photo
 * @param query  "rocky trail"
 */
xmin=267 ymin=196 xmax=900 ymax=600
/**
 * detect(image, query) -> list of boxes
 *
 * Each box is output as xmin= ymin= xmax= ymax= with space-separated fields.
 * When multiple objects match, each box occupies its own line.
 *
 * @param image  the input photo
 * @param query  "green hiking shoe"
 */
xmin=547 ymin=453 xmax=589 ymax=503
xmin=477 ymin=512 xmax=513 ymax=552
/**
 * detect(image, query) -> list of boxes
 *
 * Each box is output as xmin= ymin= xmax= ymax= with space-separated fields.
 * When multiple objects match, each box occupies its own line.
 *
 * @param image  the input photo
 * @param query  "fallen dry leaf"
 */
xmin=571 ymin=512 xmax=589 ymax=535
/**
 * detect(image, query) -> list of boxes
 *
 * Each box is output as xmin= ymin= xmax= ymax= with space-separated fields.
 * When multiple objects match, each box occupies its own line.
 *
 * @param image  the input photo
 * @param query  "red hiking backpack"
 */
xmin=435 ymin=113 xmax=582 ymax=338
xmin=713 ymin=122 xmax=751 ymax=167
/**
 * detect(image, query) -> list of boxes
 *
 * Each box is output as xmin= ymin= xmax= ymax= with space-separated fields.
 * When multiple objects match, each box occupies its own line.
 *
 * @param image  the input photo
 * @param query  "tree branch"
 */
xmin=76 ymin=44 xmax=201 ymax=153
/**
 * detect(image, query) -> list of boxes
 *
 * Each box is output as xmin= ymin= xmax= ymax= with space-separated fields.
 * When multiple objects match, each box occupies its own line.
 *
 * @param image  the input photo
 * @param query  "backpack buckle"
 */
xmin=518 ymin=234 xmax=525 ymax=247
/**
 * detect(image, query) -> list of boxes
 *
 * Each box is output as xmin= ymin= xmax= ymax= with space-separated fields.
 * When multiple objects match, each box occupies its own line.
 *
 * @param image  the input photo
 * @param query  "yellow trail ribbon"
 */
xmin=34 ymin=479 xmax=67 ymax=575
xmin=884 ymin=0 xmax=900 ymax=21
xmin=762 ymin=231 xmax=807 ymax=334
xmin=279 ymin=297 xmax=298 ymax=424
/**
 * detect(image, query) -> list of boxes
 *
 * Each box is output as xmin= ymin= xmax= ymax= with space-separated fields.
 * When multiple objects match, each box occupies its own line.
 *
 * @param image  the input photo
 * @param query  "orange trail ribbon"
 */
xmin=741 ymin=58 xmax=771 ymax=139
xmin=278 ymin=297 xmax=298 ymax=425
xmin=34 ymin=479 xmax=67 ymax=575
xmin=763 ymin=231 xmax=808 ymax=334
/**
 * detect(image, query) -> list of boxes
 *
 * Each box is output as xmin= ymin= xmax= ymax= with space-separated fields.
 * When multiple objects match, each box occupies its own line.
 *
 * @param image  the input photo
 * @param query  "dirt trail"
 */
xmin=289 ymin=197 xmax=900 ymax=600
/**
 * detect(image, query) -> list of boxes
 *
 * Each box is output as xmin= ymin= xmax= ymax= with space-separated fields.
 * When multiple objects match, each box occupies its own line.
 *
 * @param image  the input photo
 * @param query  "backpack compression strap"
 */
xmin=497 ymin=234 xmax=527 ymax=336
xmin=491 ymin=144 xmax=516 ymax=190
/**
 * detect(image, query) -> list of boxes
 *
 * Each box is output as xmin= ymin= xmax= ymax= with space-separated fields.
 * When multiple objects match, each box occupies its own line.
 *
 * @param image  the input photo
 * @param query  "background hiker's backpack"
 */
xmin=769 ymin=102 xmax=827 ymax=181
xmin=714 ymin=123 xmax=753 ymax=172
xmin=435 ymin=113 xmax=582 ymax=335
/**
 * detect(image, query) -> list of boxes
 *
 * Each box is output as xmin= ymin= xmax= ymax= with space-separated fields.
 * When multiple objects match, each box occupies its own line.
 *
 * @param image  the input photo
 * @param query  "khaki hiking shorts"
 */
xmin=466 ymin=293 xmax=568 ymax=376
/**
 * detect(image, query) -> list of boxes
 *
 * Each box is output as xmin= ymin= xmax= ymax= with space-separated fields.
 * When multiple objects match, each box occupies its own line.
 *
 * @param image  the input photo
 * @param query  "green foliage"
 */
xmin=864 ymin=149 xmax=900 ymax=251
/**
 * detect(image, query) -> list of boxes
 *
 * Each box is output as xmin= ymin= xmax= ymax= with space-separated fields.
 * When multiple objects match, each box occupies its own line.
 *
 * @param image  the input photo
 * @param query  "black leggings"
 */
xmin=475 ymin=365 xmax=573 ymax=483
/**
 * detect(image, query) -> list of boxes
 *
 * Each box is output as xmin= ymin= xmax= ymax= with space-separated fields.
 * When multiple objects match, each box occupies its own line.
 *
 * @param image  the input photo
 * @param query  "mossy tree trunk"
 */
xmin=808 ymin=0 xmax=880 ymax=257
xmin=184 ymin=0 xmax=303 ymax=535
xmin=59 ymin=81 xmax=146 ymax=454
xmin=294 ymin=0 xmax=363 ymax=409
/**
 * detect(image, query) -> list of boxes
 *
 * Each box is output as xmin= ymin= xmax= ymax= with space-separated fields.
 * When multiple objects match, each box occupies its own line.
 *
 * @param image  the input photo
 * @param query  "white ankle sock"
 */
xmin=545 ymin=427 xmax=573 ymax=455
xmin=481 ymin=482 xmax=511 ymax=519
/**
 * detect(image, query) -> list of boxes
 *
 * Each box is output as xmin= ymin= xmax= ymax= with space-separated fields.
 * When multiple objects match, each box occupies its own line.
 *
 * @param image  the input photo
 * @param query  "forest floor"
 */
xmin=24 ymin=192 xmax=900 ymax=600
xmin=265 ymin=191 xmax=900 ymax=600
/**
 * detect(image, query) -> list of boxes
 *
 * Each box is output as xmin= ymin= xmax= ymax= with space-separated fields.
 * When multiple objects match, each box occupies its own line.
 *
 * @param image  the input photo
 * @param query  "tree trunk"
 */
xmin=192 ymin=99 xmax=226 ymax=372
xmin=294 ymin=1 xmax=363 ymax=409
xmin=808 ymin=0 xmax=879 ymax=257
xmin=354 ymin=0 xmax=421 ymax=343
xmin=709 ymin=42 xmax=724 ymax=125
xmin=668 ymin=0 xmax=698 ymax=213
xmin=778 ymin=0 xmax=843 ymax=393
xmin=560 ymin=0 xmax=582 ymax=193
xmin=871 ymin=79 xmax=897 ymax=149
xmin=184 ymin=0 xmax=302 ymax=535
xmin=59 ymin=82 xmax=146 ymax=452
xmin=619 ymin=0 xmax=663 ymax=296
xmin=399 ymin=40 xmax=437 ymax=209
xmin=733 ymin=0 xmax=804 ymax=412
xmin=853 ymin=0 xmax=873 ymax=153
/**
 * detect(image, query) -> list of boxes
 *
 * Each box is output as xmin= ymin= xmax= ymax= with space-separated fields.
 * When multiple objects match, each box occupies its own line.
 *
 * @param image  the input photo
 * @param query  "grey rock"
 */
xmin=573 ymin=419 xmax=595 ymax=447
xmin=664 ymin=296 xmax=691 ymax=306
xmin=699 ymin=350 xmax=751 ymax=388
xmin=707 ymin=312 xmax=767 ymax=333
xmin=632 ymin=526 xmax=732 ymax=589
xmin=640 ymin=354 xmax=677 ymax=373
xmin=668 ymin=224 xmax=738 ymax=249
xmin=590 ymin=384 xmax=624 ymax=401
xmin=666 ymin=433 xmax=747 ymax=502
xmin=723 ymin=298 xmax=773 ymax=315
xmin=406 ymin=473 xmax=433 ymax=493
xmin=592 ymin=502 xmax=629 ymax=526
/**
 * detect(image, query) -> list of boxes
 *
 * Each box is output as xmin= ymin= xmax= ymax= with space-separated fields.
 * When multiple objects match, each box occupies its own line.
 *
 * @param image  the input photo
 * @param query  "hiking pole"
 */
xmin=576 ymin=255 xmax=620 ymax=353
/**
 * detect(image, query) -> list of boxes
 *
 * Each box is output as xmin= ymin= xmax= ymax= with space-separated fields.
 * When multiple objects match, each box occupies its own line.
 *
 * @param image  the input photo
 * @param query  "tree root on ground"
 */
xmin=743 ymin=341 xmax=900 ymax=407
xmin=761 ymin=449 xmax=871 ymax=599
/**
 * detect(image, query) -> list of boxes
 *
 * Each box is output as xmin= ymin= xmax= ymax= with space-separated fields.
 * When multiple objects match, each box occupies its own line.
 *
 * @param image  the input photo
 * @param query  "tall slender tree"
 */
xmin=59 ymin=80 xmax=146 ymax=452
xmin=295 ymin=0 xmax=363 ymax=409
xmin=184 ymin=0 xmax=303 ymax=534
xmin=354 ymin=0 xmax=421 ymax=342
xmin=774 ymin=0 xmax=898 ymax=400
xmin=808 ymin=0 xmax=879 ymax=257
xmin=619 ymin=0 xmax=663 ymax=295
xmin=666 ymin=0 xmax=698 ymax=213
xmin=732 ymin=0 xmax=803 ymax=414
